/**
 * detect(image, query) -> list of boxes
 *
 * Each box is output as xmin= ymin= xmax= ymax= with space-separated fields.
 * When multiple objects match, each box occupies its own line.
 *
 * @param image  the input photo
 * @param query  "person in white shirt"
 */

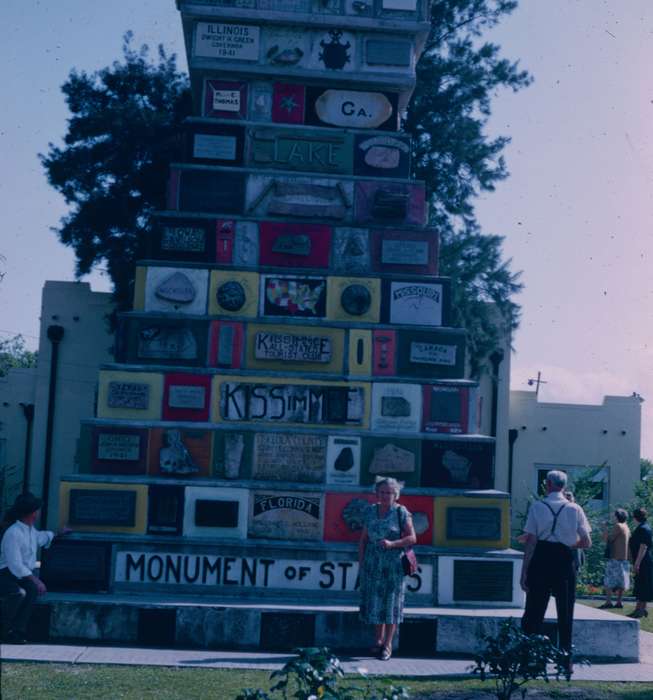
xmin=520 ymin=470 xmax=592 ymax=672
xmin=0 ymin=492 xmax=68 ymax=644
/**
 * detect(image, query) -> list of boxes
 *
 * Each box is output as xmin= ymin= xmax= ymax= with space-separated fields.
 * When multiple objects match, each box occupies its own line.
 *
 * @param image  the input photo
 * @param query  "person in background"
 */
xmin=520 ymin=470 xmax=592 ymax=675
xmin=628 ymin=507 xmax=653 ymax=618
xmin=358 ymin=477 xmax=416 ymax=660
xmin=563 ymin=491 xmax=586 ymax=574
xmin=599 ymin=508 xmax=630 ymax=609
xmin=0 ymin=492 xmax=70 ymax=644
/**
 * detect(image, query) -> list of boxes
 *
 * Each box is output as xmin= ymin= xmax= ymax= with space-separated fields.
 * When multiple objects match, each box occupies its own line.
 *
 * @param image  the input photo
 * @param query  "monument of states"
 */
xmin=43 ymin=0 xmax=522 ymax=650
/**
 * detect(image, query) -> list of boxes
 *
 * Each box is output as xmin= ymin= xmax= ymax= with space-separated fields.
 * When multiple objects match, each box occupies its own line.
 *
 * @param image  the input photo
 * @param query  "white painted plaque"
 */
xmin=326 ymin=436 xmax=361 ymax=485
xmin=381 ymin=240 xmax=429 ymax=265
xmin=213 ymin=89 xmax=241 ymax=112
xmin=194 ymin=22 xmax=260 ymax=61
xmin=389 ymin=281 xmax=443 ymax=326
xmin=315 ymin=90 xmax=393 ymax=129
xmin=193 ymin=134 xmax=237 ymax=161
xmin=168 ymin=385 xmax=206 ymax=410
xmin=371 ymin=383 xmax=422 ymax=433
xmin=410 ymin=342 xmax=457 ymax=366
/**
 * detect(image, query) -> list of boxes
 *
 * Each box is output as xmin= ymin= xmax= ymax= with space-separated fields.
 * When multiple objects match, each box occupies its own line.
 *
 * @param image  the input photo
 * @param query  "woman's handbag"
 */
xmin=397 ymin=508 xmax=418 ymax=576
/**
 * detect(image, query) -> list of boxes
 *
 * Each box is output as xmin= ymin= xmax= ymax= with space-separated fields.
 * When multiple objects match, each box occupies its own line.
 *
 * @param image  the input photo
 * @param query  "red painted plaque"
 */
xmin=215 ymin=220 xmax=235 ymax=263
xmin=372 ymin=330 xmax=397 ymax=376
xmin=272 ymin=83 xmax=306 ymax=125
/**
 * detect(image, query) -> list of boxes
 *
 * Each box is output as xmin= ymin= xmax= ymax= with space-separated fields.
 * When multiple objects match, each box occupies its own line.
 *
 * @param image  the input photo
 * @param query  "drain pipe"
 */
xmin=508 ymin=428 xmax=519 ymax=494
xmin=40 ymin=325 xmax=64 ymax=528
xmin=19 ymin=402 xmax=35 ymax=493
xmin=489 ymin=350 xmax=504 ymax=437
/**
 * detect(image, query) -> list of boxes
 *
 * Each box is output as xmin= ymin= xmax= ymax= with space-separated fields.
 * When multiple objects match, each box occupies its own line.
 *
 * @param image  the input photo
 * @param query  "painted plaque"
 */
xmin=422 ymin=385 xmax=478 ymax=434
xmin=69 ymin=489 xmax=137 ymax=527
xmin=384 ymin=279 xmax=449 ymax=327
xmin=360 ymin=436 xmax=421 ymax=486
xmin=332 ymin=227 xmax=370 ymax=273
xmin=148 ymin=428 xmax=212 ymax=477
xmin=91 ymin=427 xmax=148 ymax=475
xmin=148 ymin=485 xmax=185 ymax=536
xmin=272 ymin=83 xmax=306 ymax=125
xmin=203 ymin=80 xmax=248 ymax=119
xmin=116 ymin=317 xmax=208 ymax=367
xmin=354 ymin=134 xmax=411 ymax=179
xmin=396 ymin=329 xmax=467 ymax=380
xmin=176 ymin=168 xmax=246 ymax=214
xmin=254 ymin=330 xmax=332 ymax=363
xmin=261 ymin=274 xmax=327 ymax=318
xmin=252 ymin=433 xmax=327 ymax=483
xmin=453 ymin=560 xmax=513 ymax=602
xmin=447 ymin=507 xmax=502 ymax=541
xmin=327 ymin=277 xmax=381 ymax=323
xmin=421 ymin=439 xmax=495 ymax=489
xmin=218 ymin=379 xmax=367 ymax=426
xmin=162 ymin=373 xmax=211 ymax=422
xmin=434 ymin=496 xmax=510 ymax=548
xmin=194 ymin=22 xmax=261 ymax=61
xmin=371 ymin=382 xmax=422 ymax=433
xmin=208 ymin=320 xmax=244 ymax=369
xmin=371 ymin=230 xmax=438 ymax=274
xmin=144 ymin=267 xmax=209 ymax=315
xmin=249 ymin=491 xmax=323 ymax=540
xmin=354 ymin=181 xmax=426 ymax=225
xmin=250 ymin=127 xmax=353 ymax=175
xmin=259 ymin=222 xmax=331 ymax=268
xmin=209 ymin=270 xmax=259 ymax=317
xmin=149 ymin=217 xmax=215 ymax=263
xmin=325 ymin=435 xmax=361 ymax=485
xmin=187 ymin=123 xmax=245 ymax=165
xmin=306 ymin=87 xmax=399 ymax=131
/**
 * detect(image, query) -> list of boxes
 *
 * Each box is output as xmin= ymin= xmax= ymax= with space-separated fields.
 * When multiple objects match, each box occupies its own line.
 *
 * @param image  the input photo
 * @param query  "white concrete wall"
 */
xmin=509 ymin=390 xmax=642 ymax=523
xmin=0 ymin=367 xmax=37 ymax=511
xmin=28 ymin=282 xmax=114 ymax=528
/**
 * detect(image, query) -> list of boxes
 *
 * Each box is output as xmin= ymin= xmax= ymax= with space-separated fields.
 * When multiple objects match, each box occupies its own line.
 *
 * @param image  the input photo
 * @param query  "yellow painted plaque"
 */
xmin=348 ymin=329 xmax=372 ymax=376
xmin=209 ymin=270 xmax=259 ymax=317
xmin=211 ymin=374 xmax=370 ymax=429
xmin=59 ymin=481 xmax=148 ymax=534
xmin=246 ymin=323 xmax=345 ymax=373
xmin=97 ymin=370 xmax=163 ymax=421
xmin=433 ymin=496 xmax=510 ymax=549
xmin=327 ymin=277 xmax=380 ymax=323
xmin=132 ymin=266 xmax=147 ymax=311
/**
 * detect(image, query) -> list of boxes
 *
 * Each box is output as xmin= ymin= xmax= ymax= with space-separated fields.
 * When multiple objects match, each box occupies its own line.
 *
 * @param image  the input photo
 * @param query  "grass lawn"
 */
xmin=2 ymin=664 xmax=653 ymax=700
xmin=579 ymin=599 xmax=653 ymax=633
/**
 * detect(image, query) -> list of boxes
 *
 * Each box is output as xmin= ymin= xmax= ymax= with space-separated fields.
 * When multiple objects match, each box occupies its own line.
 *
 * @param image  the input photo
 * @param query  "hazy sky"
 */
xmin=1 ymin=1 xmax=651 ymax=456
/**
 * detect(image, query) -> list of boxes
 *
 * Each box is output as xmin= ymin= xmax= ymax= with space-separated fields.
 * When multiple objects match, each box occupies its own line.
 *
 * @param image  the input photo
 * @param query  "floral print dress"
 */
xmin=359 ymin=503 xmax=412 ymax=624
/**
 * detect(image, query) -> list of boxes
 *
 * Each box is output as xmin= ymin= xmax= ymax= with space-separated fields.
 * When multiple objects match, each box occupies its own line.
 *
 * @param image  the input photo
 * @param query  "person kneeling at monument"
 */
xmin=358 ymin=477 xmax=416 ymax=660
xmin=0 ymin=492 xmax=69 ymax=644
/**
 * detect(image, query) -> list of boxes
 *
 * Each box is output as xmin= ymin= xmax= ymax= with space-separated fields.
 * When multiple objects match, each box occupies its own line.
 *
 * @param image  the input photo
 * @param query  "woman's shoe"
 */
xmin=598 ymin=602 xmax=614 ymax=609
xmin=369 ymin=644 xmax=383 ymax=656
xmin=631 ymin=609 xmax=648 ymax=618
xmin=379 ymin=646 xmax=392 ymax=661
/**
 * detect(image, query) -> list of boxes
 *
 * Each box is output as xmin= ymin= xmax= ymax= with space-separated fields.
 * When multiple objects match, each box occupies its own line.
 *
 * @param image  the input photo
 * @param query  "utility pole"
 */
xmin=527 ymin=371 xmax=547 ymax=397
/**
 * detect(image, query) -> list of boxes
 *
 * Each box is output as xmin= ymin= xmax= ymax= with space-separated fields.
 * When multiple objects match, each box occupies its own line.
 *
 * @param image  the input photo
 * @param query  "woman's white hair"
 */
xmin=374 ymin=476 xmax=404 ymax=497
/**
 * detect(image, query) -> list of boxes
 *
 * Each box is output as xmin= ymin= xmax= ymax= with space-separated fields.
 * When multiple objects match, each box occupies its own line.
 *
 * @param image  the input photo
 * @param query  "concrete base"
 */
xmin=32 ymin=594 xmax=638 ymax=662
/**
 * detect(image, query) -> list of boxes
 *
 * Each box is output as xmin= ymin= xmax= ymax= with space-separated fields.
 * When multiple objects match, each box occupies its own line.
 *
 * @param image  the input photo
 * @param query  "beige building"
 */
xmin=509 ymin=390 xmax=642 ymax=523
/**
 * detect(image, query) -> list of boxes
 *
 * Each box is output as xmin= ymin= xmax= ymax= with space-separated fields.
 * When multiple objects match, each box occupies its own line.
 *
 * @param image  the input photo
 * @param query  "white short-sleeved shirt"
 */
xmin=523 ymin=491 xmax=591 ymax=548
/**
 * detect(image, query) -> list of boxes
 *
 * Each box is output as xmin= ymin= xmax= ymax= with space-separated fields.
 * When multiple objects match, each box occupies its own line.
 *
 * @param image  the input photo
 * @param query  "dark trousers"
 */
xmin=521 ymin=541 xmax=576 ymax=653
xmin=0 ymin=567 xmax=38 ymax=636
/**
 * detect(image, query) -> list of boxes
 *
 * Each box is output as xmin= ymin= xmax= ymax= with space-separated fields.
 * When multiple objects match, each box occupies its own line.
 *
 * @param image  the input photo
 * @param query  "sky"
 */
xmin=0 ymin=1 xmax=651 ymax=456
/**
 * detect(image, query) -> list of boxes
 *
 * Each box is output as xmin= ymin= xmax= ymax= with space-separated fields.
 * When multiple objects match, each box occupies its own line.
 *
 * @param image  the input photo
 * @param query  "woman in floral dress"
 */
xmin=358 ymin=477 xmax=416 ymax=660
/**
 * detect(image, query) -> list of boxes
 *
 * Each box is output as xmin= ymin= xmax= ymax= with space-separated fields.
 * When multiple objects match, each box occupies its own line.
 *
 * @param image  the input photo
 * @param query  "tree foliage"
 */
xmin=43 ymin=4 xmax=531 ymax=371
xmin=40 ymin=33 xmax=191 ymax=312
xmin=0 ymin=335 xmax=38 ymax=377
xmin=406 ymin=0 xmax=531 ymax=372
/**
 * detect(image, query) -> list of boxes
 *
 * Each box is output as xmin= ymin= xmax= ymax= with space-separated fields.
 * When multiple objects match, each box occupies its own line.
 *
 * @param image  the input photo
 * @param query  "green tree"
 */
xmin=40 ymin=33 xmax=191 ymax=313
xmin=406 ymin=0 xmax=531 ymax=373
xmin=640 ymin=458 xmax=653 ymax=481
xmin=0 ymin=335 xmax=38 ymax=377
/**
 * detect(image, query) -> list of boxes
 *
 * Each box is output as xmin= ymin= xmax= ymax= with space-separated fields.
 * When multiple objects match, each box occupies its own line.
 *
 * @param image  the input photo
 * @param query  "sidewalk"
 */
xmin=3 ymin=630 xmax=653 ymax=681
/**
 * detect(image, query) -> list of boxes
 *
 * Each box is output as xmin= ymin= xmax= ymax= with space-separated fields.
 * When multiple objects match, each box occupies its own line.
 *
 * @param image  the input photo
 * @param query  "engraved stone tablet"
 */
xmin=453 ymin=560 xmax=513 ymax=602
xmin=138 ymin=326 xmax=198 ymax=361
xmin=217 ymin=281 xmax=246 ymax=311
xmin=253 ymin=433 xmax=327 ymax=482
xmin=326 ymin=435 xmax=361 ymax=485
xmin=381 ymin=396 xmax=411 ymax=417
xmin=366 ymin=39 xmax=412 ymax=66
xmin=194 ymin=22 xmax=261 ymax=61
xmin=382 ymin=239 xmax=429 ymax=265
xmin=107 ymin=382 xmax=149 ymax=410
xmin=272 ymin=234 xmax=311 ymax=256
xmin=341 ymin=284 xmax=371 ymax=316
xmin=254 ymin=332 xmax=332 ymax=362
xmin=69 ymin=489 xmax=136 ymax=527
xmin=447 ymin=508 xmax=502 ymax=541
xmin=224 ymin=433 xmax=245 ymax=479
xmin=155 ymin=272 xmax=196 ymax=305
xmin=97 ymin=434 xmax=141 ymax=461
xmin=162 ymin=226 xmax=206 ymax=253
xmin=369 ymin=443 xmax=415 ymax=474
xmin=195 ymin=499 xmax=240 ymax=528
xmin=168 ymin=385 xmax=206 ymax=410
xmin=193 ymin=134 xmax=237 ymax=161
xmin=410 ymin=342 xmax=457 ymax=366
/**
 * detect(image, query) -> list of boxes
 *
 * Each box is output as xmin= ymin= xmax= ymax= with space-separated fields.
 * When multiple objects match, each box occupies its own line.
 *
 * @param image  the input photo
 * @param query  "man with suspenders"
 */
xmin=520 ymin=470 xmax=592 ymax=672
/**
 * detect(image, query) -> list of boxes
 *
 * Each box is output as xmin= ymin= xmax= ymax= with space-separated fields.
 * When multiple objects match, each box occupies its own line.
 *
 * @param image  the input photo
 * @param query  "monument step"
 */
xmin=30 ymin=593 xmax=638 ymax=662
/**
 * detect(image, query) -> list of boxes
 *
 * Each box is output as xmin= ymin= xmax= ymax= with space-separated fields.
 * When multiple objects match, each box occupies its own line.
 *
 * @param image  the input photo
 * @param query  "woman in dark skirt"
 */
xmin=629 ymin=507 xmax=653 ymax=618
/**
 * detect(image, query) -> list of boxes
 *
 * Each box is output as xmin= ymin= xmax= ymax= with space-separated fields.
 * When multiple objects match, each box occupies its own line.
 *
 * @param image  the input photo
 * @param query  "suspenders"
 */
xmin=541 ymin=501 xmax=567 ymax=541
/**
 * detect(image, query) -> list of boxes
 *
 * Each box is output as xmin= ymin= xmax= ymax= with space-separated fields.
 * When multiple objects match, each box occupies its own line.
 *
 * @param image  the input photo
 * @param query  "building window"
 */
xmin=535 ymin=464 xmax=608 ymax=509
